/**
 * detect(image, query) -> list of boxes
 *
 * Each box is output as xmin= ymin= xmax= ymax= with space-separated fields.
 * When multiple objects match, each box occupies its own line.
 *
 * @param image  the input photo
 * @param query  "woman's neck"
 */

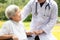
xmin=11 ymin=20 xmax=20 ymax=23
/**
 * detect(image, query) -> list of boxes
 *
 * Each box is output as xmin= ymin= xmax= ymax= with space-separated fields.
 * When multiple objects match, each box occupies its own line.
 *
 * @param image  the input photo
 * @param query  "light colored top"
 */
xmin=21 ymin=0 xmax=58 ymax=40
xmin=0 ymin=20 xmax=27 ymax=40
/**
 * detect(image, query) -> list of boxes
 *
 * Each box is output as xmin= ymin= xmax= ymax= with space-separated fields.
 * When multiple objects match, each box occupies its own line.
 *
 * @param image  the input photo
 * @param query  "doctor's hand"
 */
xmin=33 ymin=30 xmax=44 ymax=35
xmin=12 ymin=35 xmax=18 ymax=40
xmin=26 ymin=32 xmax=33 ymax=35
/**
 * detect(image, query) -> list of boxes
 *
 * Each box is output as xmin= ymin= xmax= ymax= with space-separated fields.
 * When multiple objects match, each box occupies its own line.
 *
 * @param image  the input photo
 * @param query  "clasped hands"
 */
xmin=26 ymin=30 xmax=44 ymax=36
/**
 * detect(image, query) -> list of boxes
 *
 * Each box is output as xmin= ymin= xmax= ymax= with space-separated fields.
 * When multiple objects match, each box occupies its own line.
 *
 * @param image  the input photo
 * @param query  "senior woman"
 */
xmin=0 ymin=5 xmax=27 ymax=40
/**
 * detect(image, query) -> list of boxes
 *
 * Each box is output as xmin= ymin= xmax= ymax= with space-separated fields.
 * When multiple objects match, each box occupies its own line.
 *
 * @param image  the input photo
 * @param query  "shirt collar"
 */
xmin=10 ymin=20 xmax=20 ymax=25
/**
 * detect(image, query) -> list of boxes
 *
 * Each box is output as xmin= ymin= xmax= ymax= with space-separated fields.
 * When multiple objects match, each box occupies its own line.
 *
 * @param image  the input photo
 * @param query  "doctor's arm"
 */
xmin=41 ymin=3 xmax=58 ymax=34
xmin=21 ymin=0 xmax=32 ymax=21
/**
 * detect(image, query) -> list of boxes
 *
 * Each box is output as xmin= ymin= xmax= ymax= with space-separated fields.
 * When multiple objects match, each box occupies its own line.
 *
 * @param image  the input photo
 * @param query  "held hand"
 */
xmin=26 ymin=32 xmax=33 ymax=35
xmin=33 ymin=30 xmax=44 ymax=35
xmin=12 ymin=36 xmax=18 ymax=40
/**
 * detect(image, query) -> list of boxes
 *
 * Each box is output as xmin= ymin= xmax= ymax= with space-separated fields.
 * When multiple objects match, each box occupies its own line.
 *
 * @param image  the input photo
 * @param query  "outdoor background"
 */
xmin=0 ymin=0 xmax=60 ymax=40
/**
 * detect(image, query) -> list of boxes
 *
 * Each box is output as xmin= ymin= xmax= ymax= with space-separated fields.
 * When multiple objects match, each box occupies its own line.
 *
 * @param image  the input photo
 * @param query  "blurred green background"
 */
xmin=0 ymin=0 xmax=60 ymax=40
xmin=0 ymin=0 xmax=60 ymax=21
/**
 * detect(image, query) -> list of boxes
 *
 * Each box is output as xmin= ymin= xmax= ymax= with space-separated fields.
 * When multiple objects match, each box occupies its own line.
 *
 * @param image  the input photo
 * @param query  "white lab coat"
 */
xmin=21 ymin=0 xmax=58 ymax=40
xmin=0 ymin=20 xmax=27 ymax=40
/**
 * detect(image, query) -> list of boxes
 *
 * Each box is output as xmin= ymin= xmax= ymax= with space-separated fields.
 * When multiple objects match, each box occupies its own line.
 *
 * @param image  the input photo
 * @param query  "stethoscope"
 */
xmin=35 ymin=0 xmax=51 ymax=16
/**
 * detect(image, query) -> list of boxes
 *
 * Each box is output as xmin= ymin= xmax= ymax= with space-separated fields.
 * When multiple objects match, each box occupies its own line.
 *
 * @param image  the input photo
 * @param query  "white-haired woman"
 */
xmin=0 ymin=5 xmax=27 ymax=40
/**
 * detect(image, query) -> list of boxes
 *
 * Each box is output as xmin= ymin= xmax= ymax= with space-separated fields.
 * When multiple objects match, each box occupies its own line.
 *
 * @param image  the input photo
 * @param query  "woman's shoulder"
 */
xmin=2 ymin=20 xmax=12 ymax=27
xmin=19 ymin=21 xmax=25 ymax=27
xmin=19 ymin=21 xmax=24 ymax=25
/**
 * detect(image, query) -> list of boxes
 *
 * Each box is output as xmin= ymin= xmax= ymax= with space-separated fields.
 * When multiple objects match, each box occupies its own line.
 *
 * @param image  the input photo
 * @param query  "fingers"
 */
xmin=33 ymin=31 xmax=40 ymax=35
xmin=26 ymin=32 xmax=33 ymax=35
xmin=33 ymin=30 xmax=44 ymax=35
xmin=12 ymin=36 xmax=18 ymax=40
xmin=26 ymin=30 xmax=44 ymax=36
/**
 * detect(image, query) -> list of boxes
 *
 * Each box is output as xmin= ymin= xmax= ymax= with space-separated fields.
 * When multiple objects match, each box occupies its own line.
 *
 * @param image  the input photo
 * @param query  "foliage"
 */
xmin=0 ymin=0 xmax=60 ymax=21
xmin=0 ymin=0 xmax=29 ymax=20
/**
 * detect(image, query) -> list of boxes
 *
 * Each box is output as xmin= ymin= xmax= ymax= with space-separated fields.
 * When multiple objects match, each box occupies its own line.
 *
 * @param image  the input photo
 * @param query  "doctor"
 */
xmin=21 ymin=0 xmax=58 ymax=40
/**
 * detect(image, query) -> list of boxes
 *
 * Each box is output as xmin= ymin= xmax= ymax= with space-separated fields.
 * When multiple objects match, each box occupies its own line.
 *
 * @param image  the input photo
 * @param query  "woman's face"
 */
xmin=11 ymin=9 xmax=21 ymax=22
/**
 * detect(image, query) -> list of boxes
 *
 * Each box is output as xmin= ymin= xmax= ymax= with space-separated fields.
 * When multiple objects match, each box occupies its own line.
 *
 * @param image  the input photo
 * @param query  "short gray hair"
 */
xmin=5 ymin=5 xmax=19 ymax=19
